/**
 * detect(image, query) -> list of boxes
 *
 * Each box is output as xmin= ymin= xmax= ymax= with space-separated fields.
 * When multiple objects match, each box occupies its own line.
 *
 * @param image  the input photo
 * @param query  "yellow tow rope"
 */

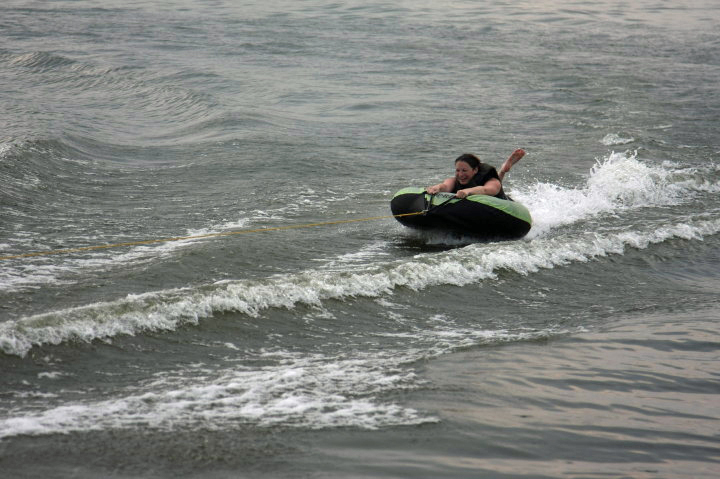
xmin=0 ymin=212 xmax=423 ymax=261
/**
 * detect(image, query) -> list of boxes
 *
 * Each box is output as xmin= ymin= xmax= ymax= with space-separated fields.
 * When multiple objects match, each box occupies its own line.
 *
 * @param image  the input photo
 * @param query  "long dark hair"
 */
xmin=454 ymin=153 xmax=481 ymax=169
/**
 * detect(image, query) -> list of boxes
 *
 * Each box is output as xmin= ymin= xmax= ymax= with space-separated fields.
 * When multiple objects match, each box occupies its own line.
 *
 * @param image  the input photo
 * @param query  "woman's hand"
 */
xmin=427 ymin=178 xmax=456 ymax=195
xmin=455 ymin=189 xmax=471 ymax=199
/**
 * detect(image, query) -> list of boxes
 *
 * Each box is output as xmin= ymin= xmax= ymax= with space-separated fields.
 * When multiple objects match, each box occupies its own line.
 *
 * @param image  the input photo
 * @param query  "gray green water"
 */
xmin=1 ymin=1 xmax=719 ymax=477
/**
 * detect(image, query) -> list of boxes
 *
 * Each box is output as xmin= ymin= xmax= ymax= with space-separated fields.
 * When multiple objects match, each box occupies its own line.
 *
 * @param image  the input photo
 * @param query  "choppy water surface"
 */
xmin=1 ymin=1 xmax=719 ymax=477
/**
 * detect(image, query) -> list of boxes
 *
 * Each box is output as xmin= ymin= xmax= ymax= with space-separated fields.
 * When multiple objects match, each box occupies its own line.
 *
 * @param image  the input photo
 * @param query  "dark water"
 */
xmin=1 ymin=1 xmax=719 ymax=477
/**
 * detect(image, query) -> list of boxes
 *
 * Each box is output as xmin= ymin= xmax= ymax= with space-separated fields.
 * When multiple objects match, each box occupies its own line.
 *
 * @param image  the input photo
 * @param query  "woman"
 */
xmin=426 ymin=149 xmax=525 ymax=199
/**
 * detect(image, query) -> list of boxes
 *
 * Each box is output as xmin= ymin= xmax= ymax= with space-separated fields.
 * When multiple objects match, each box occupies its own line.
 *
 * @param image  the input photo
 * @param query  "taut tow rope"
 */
xmin=0 ymin=212 xmax=423 ymax=261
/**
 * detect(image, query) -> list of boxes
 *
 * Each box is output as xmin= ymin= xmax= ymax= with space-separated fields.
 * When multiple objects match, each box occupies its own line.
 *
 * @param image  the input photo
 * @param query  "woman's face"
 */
xmin=455 ymin=161 xmax=478 ymax=185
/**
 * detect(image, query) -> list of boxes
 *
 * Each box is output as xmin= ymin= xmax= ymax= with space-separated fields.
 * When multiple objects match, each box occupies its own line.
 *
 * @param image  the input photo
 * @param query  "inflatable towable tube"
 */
xmin=390 ymin=187 xmax=532 ymax=240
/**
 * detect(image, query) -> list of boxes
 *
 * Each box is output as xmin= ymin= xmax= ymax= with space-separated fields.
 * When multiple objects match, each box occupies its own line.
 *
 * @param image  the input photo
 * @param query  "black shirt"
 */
xmin=451 ymin=163 xmax=507 ymax=199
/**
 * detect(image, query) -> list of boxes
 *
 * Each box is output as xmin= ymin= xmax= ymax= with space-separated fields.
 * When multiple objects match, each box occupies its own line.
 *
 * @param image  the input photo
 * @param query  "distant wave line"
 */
xmin=0 ymin=212 xmax=423 ymax=261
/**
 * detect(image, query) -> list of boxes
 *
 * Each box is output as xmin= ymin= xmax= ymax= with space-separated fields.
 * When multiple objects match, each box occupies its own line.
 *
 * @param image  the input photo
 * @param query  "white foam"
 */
xmin=0 ymin=217 xmax=251 ymax=294
xmin=516 ymin=151 xmax=688 ymax=237
xmin=0 ymin=324 xmax=569 ymax=439
xmin=0 ymin=141 xmax=14 ymax=157
xmin=0 ymin=351 xmax=433 ymax=439
xmin=601 ymin=133 xmax=634 ymax=146
xmin=0 ymin=186 xmax=358 ymax=293
xmin=37 ymin=371 xmax=68 ymax=379
xmin=3 ymin=152 xmax=719 ymax=357
xmin=316 ymin=240 xmax=391 ymax=270
xmin=3 ymin=214 xmax=720 ymax=358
